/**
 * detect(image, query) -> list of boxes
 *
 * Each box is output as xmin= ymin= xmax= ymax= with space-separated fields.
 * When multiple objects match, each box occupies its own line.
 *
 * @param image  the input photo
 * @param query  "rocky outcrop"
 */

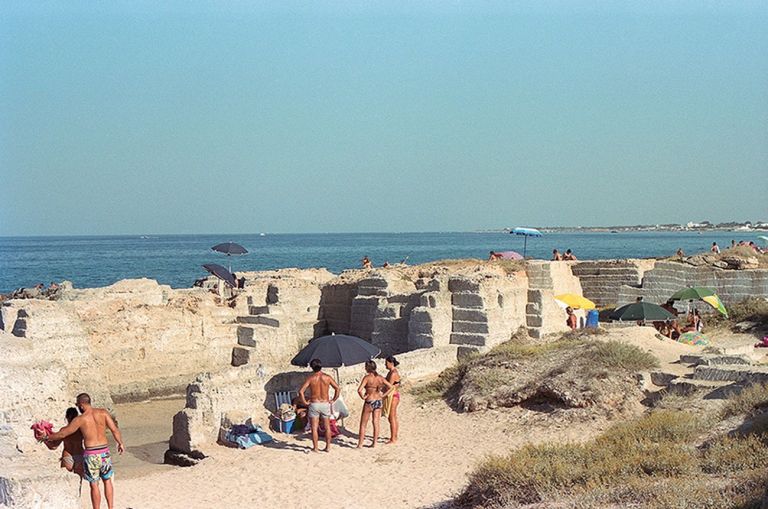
xmin=0 ymin=328 xmax=89 ymax=509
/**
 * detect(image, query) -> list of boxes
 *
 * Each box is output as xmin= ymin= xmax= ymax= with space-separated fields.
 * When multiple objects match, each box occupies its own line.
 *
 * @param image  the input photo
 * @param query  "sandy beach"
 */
xmin=108 ymin=396 xmax=603 ymax=509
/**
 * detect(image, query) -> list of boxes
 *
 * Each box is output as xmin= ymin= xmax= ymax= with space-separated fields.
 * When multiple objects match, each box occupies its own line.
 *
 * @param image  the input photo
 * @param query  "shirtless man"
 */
xmin=298 ymin=359 xmax=340 ymax=452
xmin=44 ymin=393 xmax=124 ymax=509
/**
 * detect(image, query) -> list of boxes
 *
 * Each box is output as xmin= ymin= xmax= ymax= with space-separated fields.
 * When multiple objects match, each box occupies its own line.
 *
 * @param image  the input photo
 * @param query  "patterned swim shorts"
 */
xmin=83 ymin=446 xmax=113 ymax=483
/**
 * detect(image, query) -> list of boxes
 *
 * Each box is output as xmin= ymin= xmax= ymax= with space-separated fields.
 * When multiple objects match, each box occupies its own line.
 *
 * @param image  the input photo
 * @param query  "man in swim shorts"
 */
xmin=298 ymin=359 xmax=340 ymax=452
xmin=44 ymin=393 xmax=124 ymax=509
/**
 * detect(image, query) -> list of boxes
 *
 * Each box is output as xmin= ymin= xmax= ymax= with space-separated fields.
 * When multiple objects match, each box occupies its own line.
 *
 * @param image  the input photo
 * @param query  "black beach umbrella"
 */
xmin=202 ymin=263 xmax=237 ymax=288
xmin=211 ymin=242 xmax=248 ymax=272
xmin=291 ymin=334 xmax=381 ymax=368
xmin=610 ymin=302 xmax=676 ymax=322
xmin=211 ymin=242 xmax=248 ymax=255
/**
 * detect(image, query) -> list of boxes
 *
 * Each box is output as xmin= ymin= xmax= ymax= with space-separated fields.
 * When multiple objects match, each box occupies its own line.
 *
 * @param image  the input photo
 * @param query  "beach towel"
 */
xmin=225 ymin=424 xmax=273 ymax=449
xmin=677 ymin=331 xmax=709 ymax=346
xmin=31 ymin=420 xmax=53 ymax=440
xmin=31 ymin=420 xmax=60 ymax=450
xmin=305 ymin=417 xmax=340 ymax=437
xmin=382 ymin=392 xmax=394 ymax=418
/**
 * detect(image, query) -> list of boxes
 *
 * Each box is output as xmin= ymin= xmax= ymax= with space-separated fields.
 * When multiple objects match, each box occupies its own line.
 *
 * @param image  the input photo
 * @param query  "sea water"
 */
xmin=0 ymin=231 xmax=758 ymax=293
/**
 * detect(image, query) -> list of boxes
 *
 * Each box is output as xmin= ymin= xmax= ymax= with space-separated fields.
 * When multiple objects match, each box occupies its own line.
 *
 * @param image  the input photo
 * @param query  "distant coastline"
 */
xmin=484 ymin=221 xmax=768 ymax=234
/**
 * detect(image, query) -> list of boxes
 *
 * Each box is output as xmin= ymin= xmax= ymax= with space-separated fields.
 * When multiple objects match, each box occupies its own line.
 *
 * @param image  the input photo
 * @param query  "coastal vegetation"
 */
xmin=413 ymin=330 xmax=658 ymax=412
xmin=708 ymin=296 xmax=768 ymax=329
xmin=413 ymin=329 xmax=768 ymax=508
xmin=454 ymin=406 xmax=768 ymax=508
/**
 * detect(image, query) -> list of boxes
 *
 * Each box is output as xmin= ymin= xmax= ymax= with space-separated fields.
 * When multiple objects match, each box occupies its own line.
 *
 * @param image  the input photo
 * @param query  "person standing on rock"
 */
xmin=298 ymin=359 xmax=340 ymax=452
xmin=43 ymin=393 xmax=124 ymax=509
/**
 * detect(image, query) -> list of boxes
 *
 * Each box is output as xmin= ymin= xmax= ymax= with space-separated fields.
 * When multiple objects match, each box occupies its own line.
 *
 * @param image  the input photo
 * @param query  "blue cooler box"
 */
xmin=586 ymin=309 xmax=599 ymax=328
xmin=277 ymin=418 xmax=295 ymax=433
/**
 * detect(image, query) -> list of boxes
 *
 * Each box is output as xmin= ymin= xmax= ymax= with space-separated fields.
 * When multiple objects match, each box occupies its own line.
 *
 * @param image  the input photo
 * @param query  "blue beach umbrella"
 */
xmin=510 ymin=227 xmax=543 ymax=258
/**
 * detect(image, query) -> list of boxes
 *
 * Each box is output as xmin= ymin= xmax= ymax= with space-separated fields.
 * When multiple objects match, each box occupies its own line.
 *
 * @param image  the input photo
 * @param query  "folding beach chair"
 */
xmin=273 ymin=390 xmax=296 ymax=411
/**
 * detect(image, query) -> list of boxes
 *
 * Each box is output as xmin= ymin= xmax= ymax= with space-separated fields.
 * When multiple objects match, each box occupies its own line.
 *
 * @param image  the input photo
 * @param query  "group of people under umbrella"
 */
xmin=289 ymin=333 xmax=401 ymax=452
xmin=557 ymin=287 xmax=728 ymax=346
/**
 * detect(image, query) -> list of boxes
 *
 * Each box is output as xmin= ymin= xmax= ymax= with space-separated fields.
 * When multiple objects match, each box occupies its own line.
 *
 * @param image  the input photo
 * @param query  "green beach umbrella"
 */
xmin=669 ymin=287 xmax=717 ymax=301
xmin=610 ymin=302 xmax=676 ymax=322
xmin=669 ymin=287 xmax=728 ymax=317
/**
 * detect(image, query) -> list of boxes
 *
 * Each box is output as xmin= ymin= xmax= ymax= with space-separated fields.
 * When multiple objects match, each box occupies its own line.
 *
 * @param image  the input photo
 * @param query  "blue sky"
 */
xmin=1 ymin=1 xmax=766 ymax=235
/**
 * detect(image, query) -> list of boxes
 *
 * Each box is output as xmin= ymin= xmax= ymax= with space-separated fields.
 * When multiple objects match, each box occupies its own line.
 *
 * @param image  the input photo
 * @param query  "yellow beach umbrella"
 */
xmin=554 ymin=294 xmax=596 ymax=310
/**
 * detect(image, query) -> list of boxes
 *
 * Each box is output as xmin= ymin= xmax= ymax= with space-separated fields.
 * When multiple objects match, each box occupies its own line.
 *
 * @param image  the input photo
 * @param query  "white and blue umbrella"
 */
xmin=510 ymin=227 xmax=542 ymax=258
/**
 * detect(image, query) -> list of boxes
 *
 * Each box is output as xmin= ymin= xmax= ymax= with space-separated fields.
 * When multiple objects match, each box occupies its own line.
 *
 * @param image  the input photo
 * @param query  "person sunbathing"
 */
xmin=488 ymin=251 xmax=503 ymax=261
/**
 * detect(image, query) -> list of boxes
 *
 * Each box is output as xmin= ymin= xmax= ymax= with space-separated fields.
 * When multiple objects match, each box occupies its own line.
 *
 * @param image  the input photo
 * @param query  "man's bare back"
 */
xmin=301 ymin=372 xmax=335 ymax=403
xmin=76 ymin=408 xmax=116 ymax=447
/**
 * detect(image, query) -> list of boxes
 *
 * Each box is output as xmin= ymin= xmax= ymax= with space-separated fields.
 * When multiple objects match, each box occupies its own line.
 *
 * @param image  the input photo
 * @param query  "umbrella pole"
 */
xmin=523 ymin=236 xmax=528 ymax=258
xmin=334 ymin=367 xmax=345 ymax=429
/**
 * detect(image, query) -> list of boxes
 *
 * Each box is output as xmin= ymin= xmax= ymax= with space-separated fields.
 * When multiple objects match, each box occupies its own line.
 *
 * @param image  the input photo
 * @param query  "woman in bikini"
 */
xmin=384 ymin=356 xmax=401 ymax=444
xmin=356 ymin=360 xmax=395 ymax=448
xmin=57 ymin=408 xmax=84 ymax=477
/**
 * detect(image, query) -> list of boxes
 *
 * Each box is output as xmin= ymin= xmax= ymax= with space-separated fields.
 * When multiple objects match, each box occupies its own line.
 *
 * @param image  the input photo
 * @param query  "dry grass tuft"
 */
xmin=584 ymin=340 xmax=659 ymax=372
xmin=455 ymin=409 xmax=768 ymax=509
xmin=721 ymin=383 xmax=768 ymax=419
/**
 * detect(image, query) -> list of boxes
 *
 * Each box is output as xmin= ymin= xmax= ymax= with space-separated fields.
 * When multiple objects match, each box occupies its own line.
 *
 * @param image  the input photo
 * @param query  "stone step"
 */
xmin=236 ymin=315 xmax=280 ymax=327
xmin=448 ymin=278 xmax=481 ymax=293
xmin=678 ymin=354 xmax=752 ymax=367
xmin=526 ymin=315 xmax=543 ymax=328
xmin=693 ymin=365 xmax=768 ymax=384
xmin=452 ymin=308 xmax=488 ymax=322
xmin=650 ymin=371 xmax=680 ymax=386
xmin=231 ymin=346 xmax=254 ymax=367
xmin=451 ymin=293 xmax=484 ymax=308
xmin=452 ymin=320 xmax=489 ymax=334
xmin=449 ymin=333 xmax=488 ymax=346
xmin=236 ymin=326 xmax=257 ymax=347
xmin=248 ymin=305 xmax=270 ymax=315
xmin=666 ymin=378 xmax=743 ymax=399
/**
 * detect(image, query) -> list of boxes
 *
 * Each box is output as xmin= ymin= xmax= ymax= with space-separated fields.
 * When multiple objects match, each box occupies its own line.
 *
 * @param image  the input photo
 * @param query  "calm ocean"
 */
xmin=0 ymin=231 xmax=757 ymax=293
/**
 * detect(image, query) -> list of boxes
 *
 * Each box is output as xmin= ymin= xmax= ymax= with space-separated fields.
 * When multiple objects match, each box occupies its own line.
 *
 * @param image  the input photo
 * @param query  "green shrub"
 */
xmin=584 ymin=340 xmax=659 ymax=372
xmin=411 ymin=364 xmax=465 ymax=403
